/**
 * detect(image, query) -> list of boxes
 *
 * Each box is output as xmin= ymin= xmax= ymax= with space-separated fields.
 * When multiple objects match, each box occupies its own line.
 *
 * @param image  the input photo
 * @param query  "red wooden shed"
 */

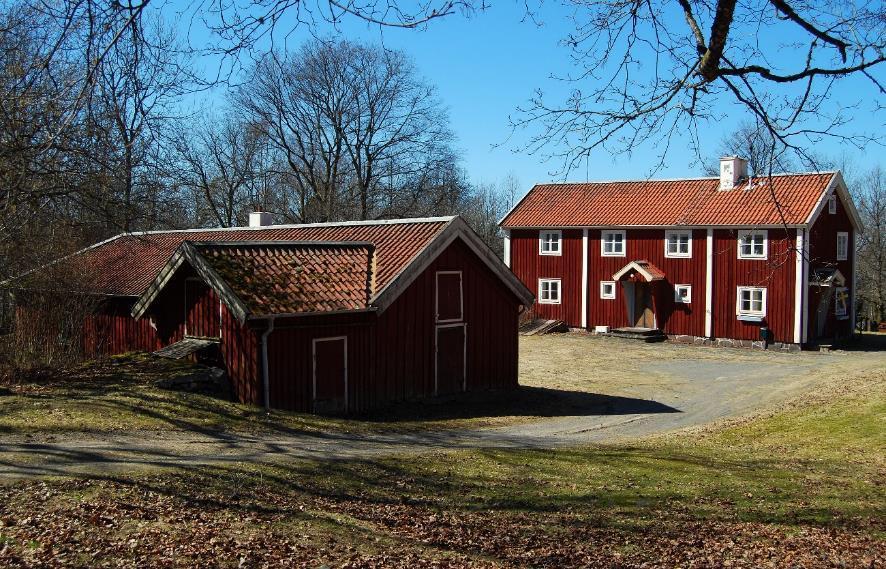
xmin=14 ymin=216 xmax=533 ymax=413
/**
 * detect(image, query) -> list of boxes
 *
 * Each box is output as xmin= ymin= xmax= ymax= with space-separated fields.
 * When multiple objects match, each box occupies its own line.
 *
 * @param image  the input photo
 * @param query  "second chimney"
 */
xmin=248 ymin=212 xmax=274 ymax=227
xmin=719 ymin=156 xmax=748 ymax=190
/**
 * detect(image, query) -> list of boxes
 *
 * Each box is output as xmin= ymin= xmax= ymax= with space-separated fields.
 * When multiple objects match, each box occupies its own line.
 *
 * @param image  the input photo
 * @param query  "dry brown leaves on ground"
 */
xmin=0 ymin=478 xmax=882 ymax=568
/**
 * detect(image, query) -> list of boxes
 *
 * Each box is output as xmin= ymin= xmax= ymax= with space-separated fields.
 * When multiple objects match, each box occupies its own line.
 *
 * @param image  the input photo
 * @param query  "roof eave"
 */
xmin=131 ymin=242 xmax=251 ymax=324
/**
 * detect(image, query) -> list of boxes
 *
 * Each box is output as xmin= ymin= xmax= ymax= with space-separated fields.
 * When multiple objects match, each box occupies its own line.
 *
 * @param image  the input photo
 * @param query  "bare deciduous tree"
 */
xmin=174 ymin=113 xmax=277 ymax=227
xmin=703 ymin=119 xmax=796 ymax=176
xmin=511 ymin=0 xmax=884 ymax=175
xmin=235 ymin=39 xmax=457 ymax=223
xmin=856 ymin=167 xmax=886 ymax=324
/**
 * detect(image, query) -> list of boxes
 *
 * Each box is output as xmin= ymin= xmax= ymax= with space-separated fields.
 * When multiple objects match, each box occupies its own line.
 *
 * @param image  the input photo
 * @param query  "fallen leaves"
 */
xmin=0 ymin=474 xmax=882 ymax=568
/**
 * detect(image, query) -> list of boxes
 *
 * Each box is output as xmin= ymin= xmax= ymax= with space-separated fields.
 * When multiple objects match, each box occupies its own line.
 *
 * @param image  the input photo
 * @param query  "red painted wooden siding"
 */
xmin=509 ymin=229 xmax=583 ymax=325
xmin=807 ymin=191 xmax=855 ymax=339
xmin=221 ymin=307 xmax=261 ymax=405
xmin=710 ymin=228 xmax=796 ymax=343
xmin=82 ymin=298 xmax=162 ymax=357
xmin=373 ymin=237 xmax=520 ymax=407
xmin=312 ymin=337 xmax=348 ymax=411
xmin=79 ymin=267 xmax=262 ymax=405
xmin=508 ymin=226 xmax=802 ymax=343
xmin=436 ymin=272 xmax=463 ymax=321
xmin=265 ymin=314 xmax=372 ymax=412
xmin=185 ymin=280 xmax=220 ymax=338
xmin=585 ymin=229 xmax=708 ymax=336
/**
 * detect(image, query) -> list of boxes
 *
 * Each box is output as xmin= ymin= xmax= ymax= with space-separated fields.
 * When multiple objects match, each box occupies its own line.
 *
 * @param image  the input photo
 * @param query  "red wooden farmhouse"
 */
xmin=17 ymin=216 xmax=532 ymax=412
xmin=500 ymin=157 xmax=863 ymax=350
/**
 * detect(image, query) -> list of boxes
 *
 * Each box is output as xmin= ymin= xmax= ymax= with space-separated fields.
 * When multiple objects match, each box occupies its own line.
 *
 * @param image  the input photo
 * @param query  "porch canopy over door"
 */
xmin=612 ymin=260 xmax=666 ymax=330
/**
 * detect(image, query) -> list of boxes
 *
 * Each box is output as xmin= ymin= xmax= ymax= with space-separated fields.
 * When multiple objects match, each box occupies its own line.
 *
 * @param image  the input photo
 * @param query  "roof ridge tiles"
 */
xmin=119 ymin=216 xmax=457 ymax=238
xmin=530 ymin=170 xmax=835 ymax=187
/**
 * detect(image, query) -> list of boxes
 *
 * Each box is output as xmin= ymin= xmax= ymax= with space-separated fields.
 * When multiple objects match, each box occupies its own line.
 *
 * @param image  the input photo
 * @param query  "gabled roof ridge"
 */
xmin=189 ymin=240 xmax=376 ymax=249
xmin=115 ymin=216 xmax=457 ymax=240
xmin=531 ymin=170 xmax=836 ymax=188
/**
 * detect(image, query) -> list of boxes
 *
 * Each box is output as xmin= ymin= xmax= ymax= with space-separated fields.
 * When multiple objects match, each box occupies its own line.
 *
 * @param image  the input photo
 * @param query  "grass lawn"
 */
xmin=0 ymin=360 xmax=882 ymax=566
xmin=3 ymin=334 xmax=875 ymax=438
xmin=0 ymin=352 xmax=571 ymax=436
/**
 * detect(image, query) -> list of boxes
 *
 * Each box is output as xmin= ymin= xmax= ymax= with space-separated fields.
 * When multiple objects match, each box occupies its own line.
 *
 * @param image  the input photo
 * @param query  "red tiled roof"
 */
xmin=71 ymin=219 xmax=451 ymax=297
xmin=500 ymin=173 xmax=835 ymax=228
xmin=633 ymin=260 xmax=665 ymax=281
xmin=197 ymin=243 xmax=373 ymax=316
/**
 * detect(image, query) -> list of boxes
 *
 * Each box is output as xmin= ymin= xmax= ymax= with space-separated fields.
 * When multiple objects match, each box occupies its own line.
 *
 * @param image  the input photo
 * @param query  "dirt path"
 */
xmin=2 ymin=336 xmax=883 ymax=479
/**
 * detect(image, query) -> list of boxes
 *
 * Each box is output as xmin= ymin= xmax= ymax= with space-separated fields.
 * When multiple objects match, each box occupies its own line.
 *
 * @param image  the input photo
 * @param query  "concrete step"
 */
xmin=610 ymin=327 xmax=668 ymax=343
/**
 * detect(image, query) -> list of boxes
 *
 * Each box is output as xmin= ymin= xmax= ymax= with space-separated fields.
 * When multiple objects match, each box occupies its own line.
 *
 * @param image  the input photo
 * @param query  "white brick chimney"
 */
xmin=248 ymin=212 xmax=274 ymax=227
xmin=719 ymin=156 xmax=748 ymax=190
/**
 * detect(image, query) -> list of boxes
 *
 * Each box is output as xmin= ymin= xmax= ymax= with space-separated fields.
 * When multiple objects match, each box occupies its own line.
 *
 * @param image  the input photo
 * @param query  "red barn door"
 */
xmin=436 ymin=271 xmax=463 ymax=322
xmin=436 ymin=324 xmax=466 ymax=395
xmin=185 ymin=279 xmax=220 ymax=338
xmin=313 ymin=336 xmax=347 ymax=413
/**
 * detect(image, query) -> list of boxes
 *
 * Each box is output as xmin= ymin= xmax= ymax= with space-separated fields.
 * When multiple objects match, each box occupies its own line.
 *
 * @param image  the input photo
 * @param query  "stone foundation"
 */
xmin=666 ymin=334 xmax=800 ymax=352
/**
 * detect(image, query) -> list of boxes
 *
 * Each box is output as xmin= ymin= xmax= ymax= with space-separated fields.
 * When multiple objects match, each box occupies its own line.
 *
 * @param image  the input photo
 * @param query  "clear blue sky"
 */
xmin=163 ymin=1 xmax=882 ymax=191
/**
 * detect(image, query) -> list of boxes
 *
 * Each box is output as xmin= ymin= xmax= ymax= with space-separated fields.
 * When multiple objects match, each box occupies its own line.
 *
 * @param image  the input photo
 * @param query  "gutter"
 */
xmin=260 ymin=316 xmax=276 ymax=411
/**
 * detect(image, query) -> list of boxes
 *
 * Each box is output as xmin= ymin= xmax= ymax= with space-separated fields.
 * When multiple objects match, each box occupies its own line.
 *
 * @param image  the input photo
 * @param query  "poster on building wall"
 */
xmin=835 ymin=287 xmax=849 ymax=320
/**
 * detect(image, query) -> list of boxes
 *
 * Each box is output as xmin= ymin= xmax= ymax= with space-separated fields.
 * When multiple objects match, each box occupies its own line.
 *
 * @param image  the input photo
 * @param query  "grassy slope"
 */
xmin=0 ymin=365 xmax=883 ymax=566
xmin=0 ymin=353 xmax=584 ymax=437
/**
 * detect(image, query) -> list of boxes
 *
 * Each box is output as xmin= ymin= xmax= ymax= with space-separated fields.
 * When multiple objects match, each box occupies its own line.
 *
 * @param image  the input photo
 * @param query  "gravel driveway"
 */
xmin=1 ymin=334 xmax=882 ymax=478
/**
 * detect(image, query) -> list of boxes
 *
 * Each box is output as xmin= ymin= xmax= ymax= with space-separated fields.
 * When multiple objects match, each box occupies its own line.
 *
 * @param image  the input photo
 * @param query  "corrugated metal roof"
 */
xmin=67 ymin=219 xmax=451 ymax=297
xmin=500 ymin=173 xmax=835 ymax=228
xmin=198 ymin=242 xmax=373 ymax=316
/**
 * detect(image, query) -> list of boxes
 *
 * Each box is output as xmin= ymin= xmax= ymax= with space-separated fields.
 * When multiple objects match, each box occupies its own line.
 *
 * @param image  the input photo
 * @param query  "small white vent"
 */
xmin=249 ymin=212 xmax=274 ymax=227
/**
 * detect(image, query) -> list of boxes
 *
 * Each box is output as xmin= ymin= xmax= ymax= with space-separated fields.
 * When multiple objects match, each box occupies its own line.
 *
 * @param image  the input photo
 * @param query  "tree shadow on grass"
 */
xmin=1 ymin=445 xmax=878 ymax=538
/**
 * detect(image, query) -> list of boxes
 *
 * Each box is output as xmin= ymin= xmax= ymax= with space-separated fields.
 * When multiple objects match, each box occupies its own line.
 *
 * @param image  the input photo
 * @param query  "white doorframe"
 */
xmin=312 ymin=336 xmax=348 ymax=412
xmin=435 ymin=270 xmax=464 ymax=323
xmin=434 ymin=323 xmax=467 ymax=395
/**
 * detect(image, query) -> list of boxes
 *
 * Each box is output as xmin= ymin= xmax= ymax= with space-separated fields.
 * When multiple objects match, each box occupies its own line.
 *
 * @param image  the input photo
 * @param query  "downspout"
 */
xmin=260 ymin=316 xmax=276 ymax=411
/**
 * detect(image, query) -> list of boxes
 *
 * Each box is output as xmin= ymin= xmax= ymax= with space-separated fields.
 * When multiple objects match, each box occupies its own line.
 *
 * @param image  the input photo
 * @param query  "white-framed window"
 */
xmin=538 ymin=278 xmax=561 ymax=304
xmin=736 ymin=287 xmax=767 ymax=317
xmin=674 ymin=284 xmax=692 ymax=303
xmin=834 ymin=287 xmax=849 ymax=319
xmin=737 ymin=230 xmax=768 ymax=259
xmin=665 ymin=230 xmax=692 ymax=258
xmin=836 ymin=232 xmax=849 ymax=261
xmin=600 ymin=281 xmax=616 ymax=300
xmin=601 ymin=230 xmax=626 ymax=257
xmin=828 ymin=195 xmax=837 ymax=214
xmin=539 ymin=230 xmax=562 ymax=256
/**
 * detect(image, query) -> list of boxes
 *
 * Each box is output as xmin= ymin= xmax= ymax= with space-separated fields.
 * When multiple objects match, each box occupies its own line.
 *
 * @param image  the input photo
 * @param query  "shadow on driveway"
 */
xmin=357 ymin=386 xmax=680 ymax=423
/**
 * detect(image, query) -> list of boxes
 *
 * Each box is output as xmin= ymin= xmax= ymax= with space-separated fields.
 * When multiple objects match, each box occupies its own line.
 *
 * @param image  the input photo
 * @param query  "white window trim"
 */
xmin=312 ymin=336 xmax=348 ymax=412
xmin=600 ymin=280 xmax=616 ymax=300
xmin=737 ymin=230 xmax=768 ymax=260
xmin=664 ymin=230 xmax=692 ymax=258
xmin=836 ymin=231 xmax=849 ymax=261
xmin=674 ymin=284 xmax=692 ymax=304
xmin=736 ymin=286 xmax=767 ymax=317
xmin=828 ymin=195 xmax=837 ymax=214
xmin=600 ymin=230 xmax=626 ymax=257
xmin=538 ymin=230 xmax=563 ymax=256
xmin=538 ymin=278 xmax=562 ymax=304
xmin=435 ymin=271 xmax=463 ymax=323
